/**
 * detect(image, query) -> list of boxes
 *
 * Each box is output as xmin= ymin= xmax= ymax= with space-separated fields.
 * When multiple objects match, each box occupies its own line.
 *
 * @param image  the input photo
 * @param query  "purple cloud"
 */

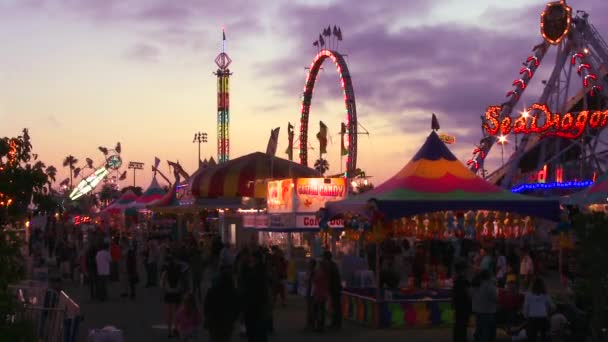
xmin=124 ymin=43 xmax=161 ymax=62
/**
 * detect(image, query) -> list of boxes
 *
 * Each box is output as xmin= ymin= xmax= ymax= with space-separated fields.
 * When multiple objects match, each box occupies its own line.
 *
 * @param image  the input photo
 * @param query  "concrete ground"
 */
xmin=64 ymin=278 xmax=516 ymax=342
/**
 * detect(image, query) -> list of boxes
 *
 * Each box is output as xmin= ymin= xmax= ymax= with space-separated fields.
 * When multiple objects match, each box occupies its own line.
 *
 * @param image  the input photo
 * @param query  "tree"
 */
xmin=122 ymin=186 xmax=143 ymax=196
xmin=314 ymin=158 xmax=330 ymax=175
xmin=355 ymin=182 xmax=375 ymax=194
xmin=62 ymin=155 xmax=78 ymax=190
xmin=45 ymin=165 xmax=57 ymax=188
xmin=0 ymin=130 xmax=51 ymax=223
xmin=571 ymin=212 xmax=608 ymax=340
xmin=99 ymin=183 xmax=120 ymax=205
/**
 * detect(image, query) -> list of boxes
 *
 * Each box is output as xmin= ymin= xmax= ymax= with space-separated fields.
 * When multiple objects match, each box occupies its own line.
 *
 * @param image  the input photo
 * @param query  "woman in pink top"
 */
xmin=175 ymin=293 xmax=201 ymax=341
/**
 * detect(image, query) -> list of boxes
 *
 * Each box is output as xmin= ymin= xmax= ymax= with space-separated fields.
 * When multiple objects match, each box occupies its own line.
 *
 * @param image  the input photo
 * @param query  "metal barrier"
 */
xmin=8 ymin=282 xmax=83 ymax=342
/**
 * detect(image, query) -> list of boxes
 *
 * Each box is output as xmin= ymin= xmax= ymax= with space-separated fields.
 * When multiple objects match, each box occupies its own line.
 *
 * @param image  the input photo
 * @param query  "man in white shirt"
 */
xmin=96 ymin=243 xmax=112 ymax=301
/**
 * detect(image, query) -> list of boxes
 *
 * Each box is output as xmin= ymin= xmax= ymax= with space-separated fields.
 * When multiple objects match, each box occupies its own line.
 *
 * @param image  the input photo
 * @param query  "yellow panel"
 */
xmin=394 ymin=159 xmax=477 ymax=179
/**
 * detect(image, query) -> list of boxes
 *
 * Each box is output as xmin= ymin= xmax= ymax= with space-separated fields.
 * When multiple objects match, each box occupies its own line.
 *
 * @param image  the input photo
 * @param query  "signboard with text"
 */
xmin=295 ymin=215 xmax=344 ymax=229
xmin=295 ymin=178 xmax=347 ymax=213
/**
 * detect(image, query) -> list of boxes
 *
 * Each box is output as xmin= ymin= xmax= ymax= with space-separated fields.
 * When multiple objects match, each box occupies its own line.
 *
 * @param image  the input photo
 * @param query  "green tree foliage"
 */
xmin=571 ymin=212 xmax=608 ymax=340
xmin=0 ymin=129 xmax=58 ymax=223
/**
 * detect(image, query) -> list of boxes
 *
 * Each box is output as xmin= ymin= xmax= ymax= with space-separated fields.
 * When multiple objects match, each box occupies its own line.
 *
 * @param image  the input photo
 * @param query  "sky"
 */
xmin=1 ymin=0 xmax=607 ymax=190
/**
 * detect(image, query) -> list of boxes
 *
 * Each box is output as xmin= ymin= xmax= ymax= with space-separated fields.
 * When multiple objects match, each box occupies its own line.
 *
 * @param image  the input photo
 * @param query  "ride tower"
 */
xmin=215 ymin=29 xmax=232 ymax=164
xmin=468 ymin=0 xmax=608 ymax=193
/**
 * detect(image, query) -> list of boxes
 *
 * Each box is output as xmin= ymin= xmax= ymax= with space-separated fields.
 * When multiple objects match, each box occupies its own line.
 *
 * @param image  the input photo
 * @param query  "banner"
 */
xmin=295 ymin=178 xmax=347 ymax=213
xmin=267 ymin=179 xmax=294 ymax=213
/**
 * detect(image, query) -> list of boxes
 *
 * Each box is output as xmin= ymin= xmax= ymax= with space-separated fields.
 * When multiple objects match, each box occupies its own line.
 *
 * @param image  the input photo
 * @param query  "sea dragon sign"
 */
xmin=483 ymin=103 xmax=608 ymax=139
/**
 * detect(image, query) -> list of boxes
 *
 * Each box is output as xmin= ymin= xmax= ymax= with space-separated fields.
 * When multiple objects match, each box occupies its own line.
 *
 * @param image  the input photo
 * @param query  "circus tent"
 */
xmin=103 ymin=190 xmax=139 ymax=214
xmin=191 ymin=152 xmax=320 ymax=199
xmin=325 ymin=131 xmax=561 ymax=221
xmin=563 ymin=172 xmax=608 ymax=205
xmin=135 ymin=177 xmax=166 ymax=207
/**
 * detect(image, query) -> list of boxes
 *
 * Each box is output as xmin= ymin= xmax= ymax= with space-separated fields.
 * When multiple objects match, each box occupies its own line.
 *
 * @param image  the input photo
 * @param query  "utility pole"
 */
xmin=128 ymin=161 xmax=144 ymax=187
xmin=193 ymin=132 xmax=208 ymax=166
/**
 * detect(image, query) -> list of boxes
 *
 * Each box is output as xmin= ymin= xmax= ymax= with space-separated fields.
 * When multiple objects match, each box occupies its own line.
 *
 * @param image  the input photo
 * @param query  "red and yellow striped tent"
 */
xmin=191 ymin=152 xmax=320 ymax=198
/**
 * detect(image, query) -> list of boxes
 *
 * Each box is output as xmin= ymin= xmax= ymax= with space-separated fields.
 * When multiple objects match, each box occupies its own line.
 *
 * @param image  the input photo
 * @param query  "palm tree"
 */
xmin=45 ymin=165 xmax=57 ymax=191
xmin=62 ymin=155 xmax=78 ymax=189
xmin=314 ymin=158 xmax=330 ymax=175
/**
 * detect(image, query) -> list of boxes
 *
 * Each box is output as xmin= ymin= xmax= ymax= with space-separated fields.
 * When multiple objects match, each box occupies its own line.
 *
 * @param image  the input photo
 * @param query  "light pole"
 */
xmin=498 ymin=135 xmax=508 ymax=167
xmin=193 ymin=132 xmax=208 ymax=166
xmin=128 ymin=161 xmax=144 ymax=187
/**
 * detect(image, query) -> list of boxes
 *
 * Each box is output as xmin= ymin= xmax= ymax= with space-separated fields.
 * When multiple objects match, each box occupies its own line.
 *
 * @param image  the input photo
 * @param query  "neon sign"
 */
xmin=483 ymin=103 xmax=608 ymax=139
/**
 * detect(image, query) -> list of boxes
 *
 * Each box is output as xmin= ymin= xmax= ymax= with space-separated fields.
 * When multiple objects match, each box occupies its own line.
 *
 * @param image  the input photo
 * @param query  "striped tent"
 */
xmin=135 ymin=177 xmax=166 ymax=206
xmin=103 ymin=190 xmax=139 ymax=214
xmin=191 ymin=152 xmax=320 ymax=198
xmin=563 ymin=172 xmax=608 ymax=205
xmin=326 ymin=131 xmax=561 ymax=221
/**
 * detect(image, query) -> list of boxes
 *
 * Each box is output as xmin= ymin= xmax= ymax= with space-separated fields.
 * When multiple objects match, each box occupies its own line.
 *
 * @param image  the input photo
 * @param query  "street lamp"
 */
xmin=193 ymin=132 xmax=208 ymax=166
xmin=128 ymin=161 xmax=144 ymax=187
xmin=498 ymin=135 xmax=508 ymax=166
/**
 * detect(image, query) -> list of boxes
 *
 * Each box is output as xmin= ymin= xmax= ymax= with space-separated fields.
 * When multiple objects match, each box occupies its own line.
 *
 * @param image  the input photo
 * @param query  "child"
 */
xmin=175 ymin=293 xmax=201 ymax=341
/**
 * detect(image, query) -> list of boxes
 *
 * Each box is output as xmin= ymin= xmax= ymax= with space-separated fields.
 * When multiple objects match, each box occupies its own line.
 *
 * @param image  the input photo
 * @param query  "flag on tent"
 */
xmin=317 ymin=121 xmax=328 ymax=154
xmin=285 ymin=122 xmax=295 ymax=160
xmin=337 ymin=27 xmax=343 ymax=41
xmin=266 ymin=127 xmax=280 ymax=156
xmin=340 ymin=122 xmax=348 ymax=156
xmin=325 ymin=26 xmax=331 ymax=36
xmin=223 ymin=30 xmax=226 ymax=40
xmin=154 ymin=157 xmax=161 ymax=169
xmin=319 ymin=34 xmax=325 ymax=47
xmin=313 ymin=40 xmax=319 ymax=47
xmin=333 ymin=25 xmax=338 ymax=37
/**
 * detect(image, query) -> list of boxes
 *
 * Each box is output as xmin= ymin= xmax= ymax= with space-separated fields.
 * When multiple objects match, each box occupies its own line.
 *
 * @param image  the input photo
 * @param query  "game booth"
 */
xmin=323 ymin=130 xmax=561 ymax=328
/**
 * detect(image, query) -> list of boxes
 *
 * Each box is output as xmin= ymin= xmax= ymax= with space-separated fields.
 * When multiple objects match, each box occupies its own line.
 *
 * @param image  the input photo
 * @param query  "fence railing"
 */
xmin=8 ymin=281 xmax=83 ymax=342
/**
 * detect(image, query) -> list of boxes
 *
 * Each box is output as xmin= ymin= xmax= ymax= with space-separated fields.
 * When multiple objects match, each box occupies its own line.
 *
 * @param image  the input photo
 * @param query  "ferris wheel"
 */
xmin=468 ymin=0 xmax=608 ymax=189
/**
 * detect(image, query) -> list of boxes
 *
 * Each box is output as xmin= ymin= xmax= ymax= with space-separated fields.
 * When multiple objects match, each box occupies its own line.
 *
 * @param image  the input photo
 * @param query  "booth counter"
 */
xmin=341 ymin=288 xmax=454 ymax=328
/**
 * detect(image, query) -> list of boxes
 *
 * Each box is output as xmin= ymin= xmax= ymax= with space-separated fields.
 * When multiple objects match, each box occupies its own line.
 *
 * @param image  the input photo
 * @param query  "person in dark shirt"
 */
xmin=204 ymin=270 xmax=240 ymax=342
xmin=452 ymin=260 xmax=471 ymax=342
xmin=242 ymin=250 xmax=270 ymax=342
xmin=323 ymin=251 xmax=342 ymax=330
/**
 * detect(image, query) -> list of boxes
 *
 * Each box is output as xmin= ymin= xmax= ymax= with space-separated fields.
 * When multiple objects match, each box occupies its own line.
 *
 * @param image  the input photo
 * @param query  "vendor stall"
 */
xmin=324 ymin=129 xmax=561 ymax=328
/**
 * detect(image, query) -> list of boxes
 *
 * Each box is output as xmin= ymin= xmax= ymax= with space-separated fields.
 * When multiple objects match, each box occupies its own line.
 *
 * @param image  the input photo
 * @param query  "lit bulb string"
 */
xmin=571 ymin=50 xmax=602 ymax=96
xmin=511 ymin=180 xmax=593 ymax=193
xmin=299 ymin=49 xmax=358 ymax=176
xmin=468 ymin=43 xmax=549 ymax=172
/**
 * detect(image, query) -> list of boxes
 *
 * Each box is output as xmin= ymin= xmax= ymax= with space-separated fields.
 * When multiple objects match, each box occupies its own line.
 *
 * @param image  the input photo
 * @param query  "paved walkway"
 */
xmin=65 ymin=279 xmax=454 ymax=341
xmin=63 ymin=277 xmax=520 ymax=342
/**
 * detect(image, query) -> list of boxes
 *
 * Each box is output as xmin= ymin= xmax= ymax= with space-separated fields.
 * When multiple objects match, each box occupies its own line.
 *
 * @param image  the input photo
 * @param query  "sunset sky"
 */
xmin=1 ymin=0 xmax=607 ymax=189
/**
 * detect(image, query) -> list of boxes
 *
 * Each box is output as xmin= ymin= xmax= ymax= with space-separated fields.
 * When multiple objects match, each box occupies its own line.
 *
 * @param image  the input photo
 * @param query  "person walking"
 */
xmin=312 ymin=260 xmax=330 ymax=332
xmin=471 ymin=269 xmax=497 ymax=342
xmin=161 ymin=254 xmax=185 ymax=338
xmin=204 ymin=271 xmax=240 ymax=342
xmin=242 ymin=250 xmax=270 ymax=342
xmin=95 ymin=243 xmax=112 ymax=301
xmin=452 ymin=261 xmax=471 ymax=342
xmin=520 ymin=249 xmax=534 ymax=289
xmin=524 ymin=278 xmax=554 ymax=342
xmin=175 ymin=293 xmax=201 ymax=341
xmin=324 ymin=251 xmax=342 ymax=330
xmin=86 ymin=243 xmax=98 ymax=300
xmin=126 ymin=241 xmax=138 ymax=299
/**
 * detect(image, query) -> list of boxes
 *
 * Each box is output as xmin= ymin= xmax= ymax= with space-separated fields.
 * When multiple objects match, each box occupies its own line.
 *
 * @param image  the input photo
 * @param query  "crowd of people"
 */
xmin=452 ymin=243 xmax=571 ymax=342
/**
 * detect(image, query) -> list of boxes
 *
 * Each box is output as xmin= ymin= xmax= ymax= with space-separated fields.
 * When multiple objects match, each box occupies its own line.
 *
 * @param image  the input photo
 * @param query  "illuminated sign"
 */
xmin=540 ymin=1 xmax=571 ymax=45
xmin=296 ymin=215 xmax=343 ymax=229
xmin=439 ymin=133 xmax=456 ymax=144
xmin=295 ymin=178 xmax=347 ymax=213
xmin=73 ymin=215 xmax=92 ymax=225
xmin=267 ymin=179 xmax=294 ymax=213
xmin=483 ymin=103 xmax=608 ymax=139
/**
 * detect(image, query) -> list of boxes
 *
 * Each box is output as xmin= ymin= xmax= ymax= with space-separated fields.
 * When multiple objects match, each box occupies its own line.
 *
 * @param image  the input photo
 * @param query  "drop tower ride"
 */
xmin=215 ymin=29 xmax=232 ymax=164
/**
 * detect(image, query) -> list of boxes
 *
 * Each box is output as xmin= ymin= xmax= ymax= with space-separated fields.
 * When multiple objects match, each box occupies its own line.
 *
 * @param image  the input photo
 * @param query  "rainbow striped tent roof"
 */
xmin=191 ymin=152 xmax=320 ymax=199
xmin=326 ymin=131 xmax=560 ymax=221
